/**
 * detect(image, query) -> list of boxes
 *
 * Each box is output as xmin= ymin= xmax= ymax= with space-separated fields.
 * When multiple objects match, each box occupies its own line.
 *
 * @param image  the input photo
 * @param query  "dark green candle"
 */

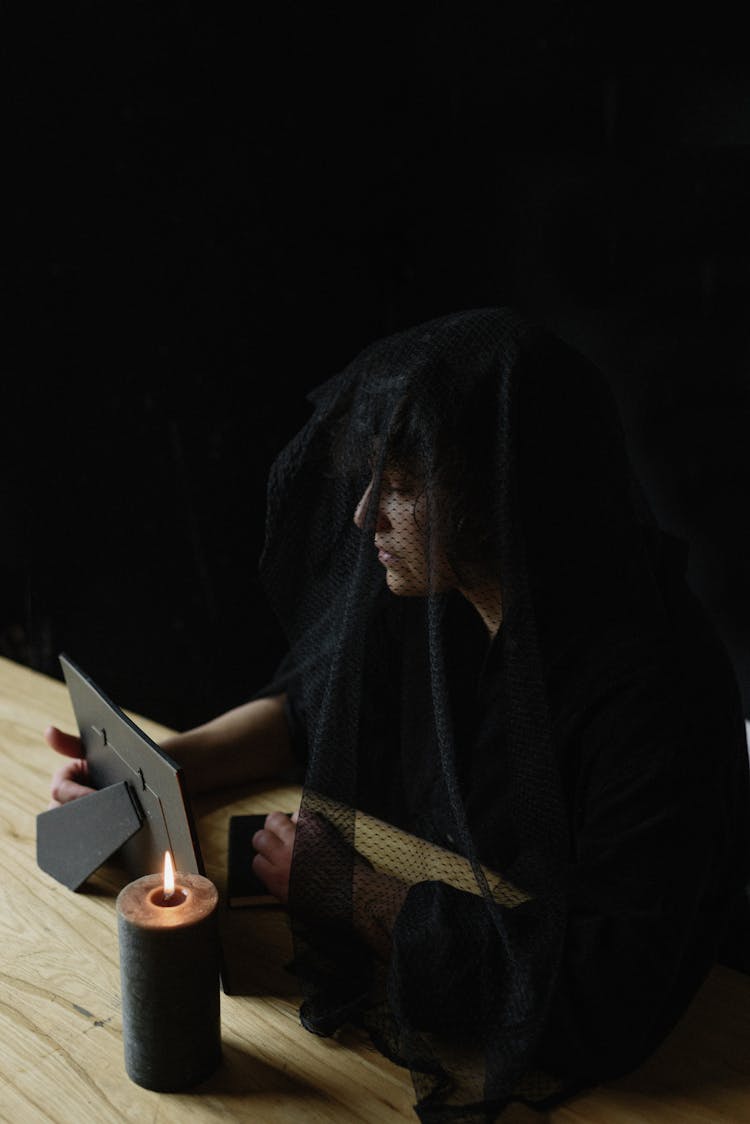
xmin=116 ymin=867 xmax=221 ymax=1091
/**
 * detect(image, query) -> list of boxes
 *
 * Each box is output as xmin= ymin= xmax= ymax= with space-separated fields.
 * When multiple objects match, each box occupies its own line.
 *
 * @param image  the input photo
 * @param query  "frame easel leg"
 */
xmin=37 ymin=780 xmax=143 ymax=890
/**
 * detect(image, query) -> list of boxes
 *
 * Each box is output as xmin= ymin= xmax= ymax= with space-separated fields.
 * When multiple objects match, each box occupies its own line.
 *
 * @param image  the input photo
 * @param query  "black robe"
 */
xmin=284 ymin=523 xmax=750 ymax=1101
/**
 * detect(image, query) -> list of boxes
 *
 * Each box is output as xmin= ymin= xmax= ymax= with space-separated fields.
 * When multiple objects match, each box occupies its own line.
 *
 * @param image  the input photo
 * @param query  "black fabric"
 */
xmin=258 ymin=309 xmax=750 ymax=1120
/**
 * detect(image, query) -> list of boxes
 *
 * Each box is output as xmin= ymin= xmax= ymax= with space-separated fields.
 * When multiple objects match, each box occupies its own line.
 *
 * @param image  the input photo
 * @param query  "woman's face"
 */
xmin=353 ymin=467 xmax=455 ymax=596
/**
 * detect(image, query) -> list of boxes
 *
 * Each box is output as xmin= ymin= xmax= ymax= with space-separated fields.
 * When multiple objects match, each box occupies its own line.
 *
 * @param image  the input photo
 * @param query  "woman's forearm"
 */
xmin=161 ymin=693 xmax=296 ymax=794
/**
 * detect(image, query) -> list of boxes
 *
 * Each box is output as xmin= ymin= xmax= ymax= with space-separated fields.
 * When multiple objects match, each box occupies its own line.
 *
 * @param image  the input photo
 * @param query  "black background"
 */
xmin=6 ymin=5 xmax=750 ymax=727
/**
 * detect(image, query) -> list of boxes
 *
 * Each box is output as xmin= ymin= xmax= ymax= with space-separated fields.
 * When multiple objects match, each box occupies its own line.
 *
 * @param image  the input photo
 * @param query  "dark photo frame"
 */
xmin=36 ymin=653 xmax=203 ymax=892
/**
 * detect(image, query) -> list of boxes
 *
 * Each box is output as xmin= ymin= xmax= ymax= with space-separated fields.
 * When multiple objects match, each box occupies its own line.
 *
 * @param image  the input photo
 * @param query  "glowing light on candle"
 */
xmin=163 ymin=851 xmax=175 ymax=900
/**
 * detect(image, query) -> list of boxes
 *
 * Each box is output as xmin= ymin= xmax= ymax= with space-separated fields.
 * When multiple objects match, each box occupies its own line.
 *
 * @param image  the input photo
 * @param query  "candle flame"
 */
xmin=163 ymin=851 xmax=175 ymax=899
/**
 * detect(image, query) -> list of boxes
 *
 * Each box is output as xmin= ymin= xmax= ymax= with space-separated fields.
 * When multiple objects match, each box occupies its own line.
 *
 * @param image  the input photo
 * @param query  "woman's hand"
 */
xmin=253 ymin=807 xmax=357 ymax=916
xmin=45 ymin=725 xmax=96 ymax=808
xmin=253 ymin=806 xmax=408 ymax=959
xmin=252 ymin=811 xmax=298 ymax=904
xmin=251 ymin=807 xmax=356 ymax=908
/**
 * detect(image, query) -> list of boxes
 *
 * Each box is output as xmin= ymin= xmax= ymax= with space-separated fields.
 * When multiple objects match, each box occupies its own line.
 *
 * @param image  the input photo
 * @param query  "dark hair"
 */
xmin=377 ymin=358 xmax=500 ymax=589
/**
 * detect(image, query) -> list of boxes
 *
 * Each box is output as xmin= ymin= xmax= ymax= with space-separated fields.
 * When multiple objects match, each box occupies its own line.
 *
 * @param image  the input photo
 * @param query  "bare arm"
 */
xmin=161 ymin=693 xmax=296 ymax=794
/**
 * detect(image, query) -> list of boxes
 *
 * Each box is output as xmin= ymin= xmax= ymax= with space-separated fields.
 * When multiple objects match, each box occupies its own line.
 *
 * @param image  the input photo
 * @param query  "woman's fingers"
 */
xmin=252 ymin=814 xmax=295 ymax=860
xmin=44 ymin=725 xmax=84 ymax=759
xmin=251 ymin=812 xmax=297 ymax=904
xmin=49 ymin=758 xmax=95 ymax=806
xmin=251 ymin=852 xmax=289 ymax=903
xmin=46 ymin=725 xmax=93 ymax=806
xmin=264 ymin=810 xmax=297 ymax=840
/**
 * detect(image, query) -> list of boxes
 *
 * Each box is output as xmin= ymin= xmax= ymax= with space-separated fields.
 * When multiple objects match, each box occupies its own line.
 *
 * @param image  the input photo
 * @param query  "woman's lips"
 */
xmin=377 ymin=546 xmax=399 ymax=566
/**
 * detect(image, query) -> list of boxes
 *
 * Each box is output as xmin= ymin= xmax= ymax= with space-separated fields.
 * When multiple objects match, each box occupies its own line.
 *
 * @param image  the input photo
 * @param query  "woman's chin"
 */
xmin=385 ymin=570 xmax=415 ymax=596
xmin=385 ymin=569 xmax=429 ymax=597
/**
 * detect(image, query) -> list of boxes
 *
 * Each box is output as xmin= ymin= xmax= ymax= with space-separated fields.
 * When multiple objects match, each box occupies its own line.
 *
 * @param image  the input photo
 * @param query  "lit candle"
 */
xmin=116 ymin=852 xmax=221 ymax=1091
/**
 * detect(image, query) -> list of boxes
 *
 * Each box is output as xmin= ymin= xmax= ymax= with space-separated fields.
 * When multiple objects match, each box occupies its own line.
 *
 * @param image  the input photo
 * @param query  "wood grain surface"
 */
xmin=0 ymin=655 xmax=748 ymax=1123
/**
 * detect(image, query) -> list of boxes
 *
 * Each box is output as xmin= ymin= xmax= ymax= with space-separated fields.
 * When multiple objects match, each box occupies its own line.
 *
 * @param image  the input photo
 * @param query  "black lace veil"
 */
xmin=258 ymin=309 xmax=748 ymax=1119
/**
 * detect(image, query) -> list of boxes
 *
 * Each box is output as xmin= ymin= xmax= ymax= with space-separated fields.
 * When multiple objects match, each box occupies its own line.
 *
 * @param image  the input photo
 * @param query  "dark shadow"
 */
xmin=219 ymin=904 xmax=299 ymax=998
xmin=183 ymin=1039 xmax=334 ymax=1103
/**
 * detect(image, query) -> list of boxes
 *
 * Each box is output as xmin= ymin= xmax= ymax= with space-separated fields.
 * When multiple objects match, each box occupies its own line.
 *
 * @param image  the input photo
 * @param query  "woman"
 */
xmin=49 ymin=309 xmax=750 ymax=1121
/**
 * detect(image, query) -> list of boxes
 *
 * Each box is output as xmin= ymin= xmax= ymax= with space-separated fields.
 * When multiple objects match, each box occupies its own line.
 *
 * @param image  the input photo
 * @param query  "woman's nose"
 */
xmin=353 ymin=479 xmax=389 ymax=531
xmin=353 ymin=480 xmax=373 ymax=529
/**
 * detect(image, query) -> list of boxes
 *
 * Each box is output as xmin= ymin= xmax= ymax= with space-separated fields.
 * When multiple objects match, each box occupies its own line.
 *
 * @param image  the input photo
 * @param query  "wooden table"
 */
xmin=1 ymin=655 xmax=748 ymax=1123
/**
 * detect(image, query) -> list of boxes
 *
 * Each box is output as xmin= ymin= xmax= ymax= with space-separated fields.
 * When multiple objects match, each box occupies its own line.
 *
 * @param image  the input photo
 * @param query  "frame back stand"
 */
xmin=37 ymin=780 xmax=144 ymax=891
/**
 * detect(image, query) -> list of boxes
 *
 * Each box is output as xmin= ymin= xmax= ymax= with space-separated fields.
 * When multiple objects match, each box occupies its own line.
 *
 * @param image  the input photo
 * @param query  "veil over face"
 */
xmin=259 ymin=309 xmax=749 ymax=1120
